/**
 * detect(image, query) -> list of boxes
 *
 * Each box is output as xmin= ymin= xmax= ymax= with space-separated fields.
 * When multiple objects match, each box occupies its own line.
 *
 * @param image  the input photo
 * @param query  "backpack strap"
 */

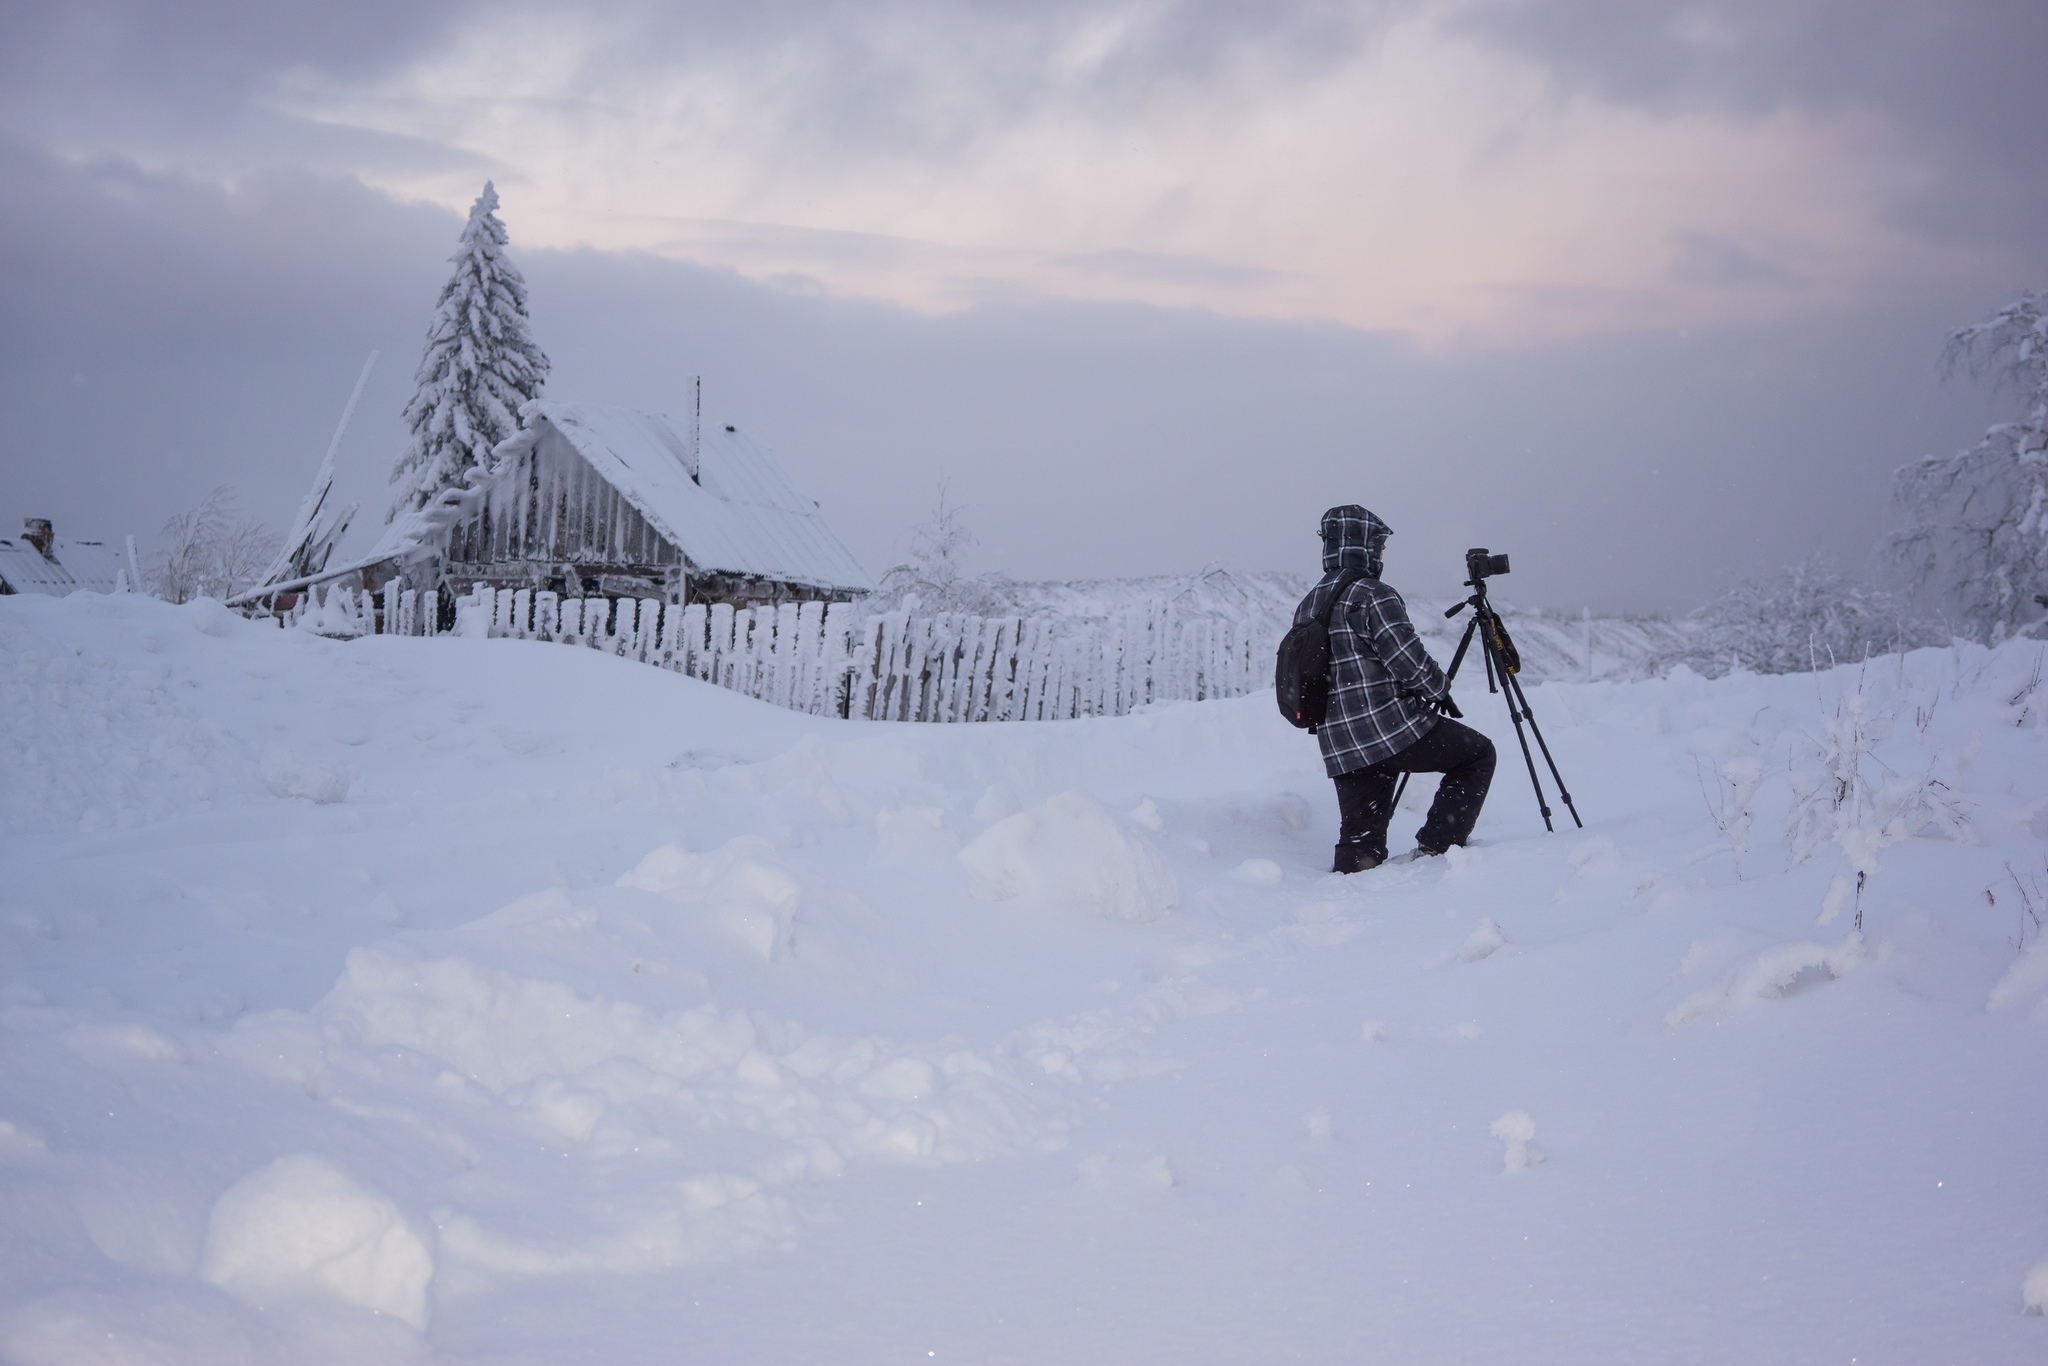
xmin=1314 ymin=568 xmax=1367 ymax=627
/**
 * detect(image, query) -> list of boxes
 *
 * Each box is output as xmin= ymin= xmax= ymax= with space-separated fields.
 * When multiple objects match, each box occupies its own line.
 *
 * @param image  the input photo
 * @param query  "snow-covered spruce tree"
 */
xmin=1887 ymin=289 xmax=2048 ymax=642
xmin=388 ymin=182 xmax=550 ymax=517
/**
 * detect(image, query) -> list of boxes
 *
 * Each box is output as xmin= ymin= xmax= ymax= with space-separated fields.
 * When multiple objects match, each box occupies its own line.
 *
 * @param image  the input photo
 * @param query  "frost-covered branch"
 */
xmin=1888 ymin=288 xmax=2048 ymax=643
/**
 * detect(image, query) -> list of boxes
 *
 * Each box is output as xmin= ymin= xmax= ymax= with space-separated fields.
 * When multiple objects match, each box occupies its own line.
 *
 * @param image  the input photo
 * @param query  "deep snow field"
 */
xmin=3 ymin=591 xmax=2046 ymax=1365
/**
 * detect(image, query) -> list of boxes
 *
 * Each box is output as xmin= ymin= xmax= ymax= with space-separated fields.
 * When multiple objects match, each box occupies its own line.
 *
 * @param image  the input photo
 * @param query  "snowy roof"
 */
xmin=0 ymin=534 xmax=123 ymax=596
xmin=519 ymin=401 xmax=873 ymax=593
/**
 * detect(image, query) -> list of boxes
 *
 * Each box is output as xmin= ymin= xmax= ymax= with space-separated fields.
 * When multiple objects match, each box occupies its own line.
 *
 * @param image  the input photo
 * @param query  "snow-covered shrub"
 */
xmin=1888 ymin=288 xmax=2048 ymax=643
xmin=150 ymin=487 xmax=281 ymax=604
xmin=1785 ymin=662 xmax=1972 ymax=928
xmin=873 ymin=485 xmax=1019 ymax=616
xmin=1488 ymin=1110 xmax=1543 ymax=1174
xmin=1675 ymin=557 xmax=1941 ymax=676
xmin=2025 ymin=1257 xmax=2048 ymax=1315
xmin=1693 ymin=751 xmax=1764 ymax=867
xmin=389 ymin=182 xmax=550 ymax=517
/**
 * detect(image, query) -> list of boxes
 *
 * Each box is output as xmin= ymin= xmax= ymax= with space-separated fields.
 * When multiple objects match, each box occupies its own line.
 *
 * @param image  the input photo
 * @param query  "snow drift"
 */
xmin=1 ymin=591 xmax=2044 ymax=1364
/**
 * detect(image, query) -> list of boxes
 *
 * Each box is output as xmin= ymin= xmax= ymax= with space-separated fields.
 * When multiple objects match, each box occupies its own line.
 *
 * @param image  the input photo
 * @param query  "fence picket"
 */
xmin=447 ymin=587 xmax=1282 ymax=724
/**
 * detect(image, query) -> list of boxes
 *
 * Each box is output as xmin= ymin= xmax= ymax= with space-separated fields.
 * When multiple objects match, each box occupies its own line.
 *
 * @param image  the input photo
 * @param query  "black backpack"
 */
xmin=1275 ymin=569 xmax=1365 ymax=731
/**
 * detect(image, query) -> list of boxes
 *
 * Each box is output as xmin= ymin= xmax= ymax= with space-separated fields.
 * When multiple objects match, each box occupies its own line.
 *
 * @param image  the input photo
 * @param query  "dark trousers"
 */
xmin=1333 ymin=718 xmax=1496 ymax=860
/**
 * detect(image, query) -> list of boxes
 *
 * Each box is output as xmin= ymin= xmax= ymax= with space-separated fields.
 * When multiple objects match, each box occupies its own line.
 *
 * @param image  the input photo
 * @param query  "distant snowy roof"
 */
xmin=516 ymin=401 xmax=873 ymax=593
xmin=0 ymin=534 xmax=123 ymax=596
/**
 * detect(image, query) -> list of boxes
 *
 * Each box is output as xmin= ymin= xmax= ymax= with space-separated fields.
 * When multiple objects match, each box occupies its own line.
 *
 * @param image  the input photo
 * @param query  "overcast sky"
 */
xmin=3 ymin=0 xmax=2042 ymax=611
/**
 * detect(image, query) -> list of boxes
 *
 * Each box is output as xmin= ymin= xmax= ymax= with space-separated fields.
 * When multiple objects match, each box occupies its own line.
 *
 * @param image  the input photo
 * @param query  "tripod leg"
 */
xmin=1445 ymin=616 xmax=1478 ymax=685
xmin=1503 ymin=670 xmax=1582 ymax=829
xmin=1391 ymin=771 xmax=1411 ymax=812
xmin=1485 ymin=633 xmax=1553 ymax=832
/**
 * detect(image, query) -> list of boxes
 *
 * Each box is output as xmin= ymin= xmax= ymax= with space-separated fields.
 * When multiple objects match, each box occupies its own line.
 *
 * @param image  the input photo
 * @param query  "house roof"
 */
xmin=515 ymin=401 xmax=873 ymax=593
xmin=0 ymin=535 xmax=124 ymax=596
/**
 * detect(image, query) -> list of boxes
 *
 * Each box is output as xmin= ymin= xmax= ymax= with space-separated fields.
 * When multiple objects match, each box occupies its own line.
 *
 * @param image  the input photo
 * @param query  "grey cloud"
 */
xmin=1455 ymin=0 xmax=2048 ymax=251
xmin=657 ymin=219 xmax=937 ymax=272
xmin=0 ymin=138 xmax=457 ymax=548
xmin=2 ymin=0 xmax=1411 ymax=176
xmin=1669 ymin=232 xmax=1804 ymax=291
xmin=0 ymin=144 xmax=2011 ymax=617
xmin=1054 ymin=249 xmax=1287 ymax=289
xmin=0 ymin=0 xmax=470 ymax=102
xmin=0 ymin=0 xmax=493 ymax=188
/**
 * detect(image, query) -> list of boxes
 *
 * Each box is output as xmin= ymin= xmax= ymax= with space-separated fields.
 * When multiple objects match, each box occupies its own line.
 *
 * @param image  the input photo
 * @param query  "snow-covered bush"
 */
xmin=873 ymin=485 xmax=1017 ymax=616
xmin=151 ymin=487 xmax=281 ymax=604
xmin=1887 ymin=289 xmax=2048 ymax=643
xmin=1784 ymin=661 xmax=1972 ymax=929
xmin=1673 ymin=557 xmax=1941 ymax=677
xmin=389 ymin=182 xmax=550 ymax=517
xmin=1488 ymin=1110 xmax=1543 ymax=1174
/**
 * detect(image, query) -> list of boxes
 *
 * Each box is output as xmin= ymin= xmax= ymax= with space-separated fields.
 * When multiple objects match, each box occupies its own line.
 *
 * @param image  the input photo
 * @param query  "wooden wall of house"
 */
xmin=446 ymin=436 xmax=681 ymax=585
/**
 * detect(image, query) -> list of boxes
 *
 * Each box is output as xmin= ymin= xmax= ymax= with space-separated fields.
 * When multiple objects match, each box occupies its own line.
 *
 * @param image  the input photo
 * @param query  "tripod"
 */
xmin=1391 ymin=575 xmax=1581 ymax=832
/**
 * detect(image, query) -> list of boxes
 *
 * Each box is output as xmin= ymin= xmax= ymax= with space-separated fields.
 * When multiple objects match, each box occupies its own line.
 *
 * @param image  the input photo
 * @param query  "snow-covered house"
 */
xmin=440 ymin=401 xmax=872 ymax=607
xmin=0 ymin=519 xmax=124 ymax=596
xmin=231 ymin=396 xmax=872 ymax=616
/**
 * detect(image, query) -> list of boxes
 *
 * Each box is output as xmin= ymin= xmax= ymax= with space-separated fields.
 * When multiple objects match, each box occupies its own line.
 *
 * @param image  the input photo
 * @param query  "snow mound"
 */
xmin=1457 ymin=918 xmax=1506 ymax=963
xmin=0 ymin=594 xmax=261 ymax=831
xmin=1232 ymin=857 xmax=1284 ymax=885
xmin=199 ymin=1154 xmax=434 ymax=1329
xmin=311 ymin=923 xmax=1055 ymax=1169
xmin=320 ymin=942 xmax=758 ymax=1097
xmin=436 ymin=1174 xmax=792 ymax=1280
xmin=618 ymin=836 xmax=801 ymax=960
xmin=1987 ymin=944 xmax=2048 ymax=1013
xmin=958 ymin=790 xmax=1180 ymax=921
xmin=1664 ymin=935 xmax=1866 ymax=1027
xmin=261 ymin=748 xmax=353 ymax=804
xmin=65 ymin=1021 xmax=187 ymax=1065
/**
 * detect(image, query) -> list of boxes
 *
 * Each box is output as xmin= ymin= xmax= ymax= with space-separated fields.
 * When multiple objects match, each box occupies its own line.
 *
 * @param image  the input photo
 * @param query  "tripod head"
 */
xmin=1445 ymin=547 xmax=1510 ymax=620
xmin=1442 ymin=550 xmax=1521 ymax=678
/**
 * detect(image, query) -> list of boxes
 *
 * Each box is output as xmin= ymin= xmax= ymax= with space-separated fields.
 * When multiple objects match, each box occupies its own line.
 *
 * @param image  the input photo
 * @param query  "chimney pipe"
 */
xmin=22 ymin=519 xmax=53 ymax=558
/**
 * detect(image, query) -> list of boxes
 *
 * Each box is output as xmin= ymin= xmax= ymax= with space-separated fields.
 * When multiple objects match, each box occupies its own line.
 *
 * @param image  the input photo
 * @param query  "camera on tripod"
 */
xmin=1466 ymin=548 xmax=1510 ymax=582
xmin=1427 ymin=544 xmax=1581 ymax=834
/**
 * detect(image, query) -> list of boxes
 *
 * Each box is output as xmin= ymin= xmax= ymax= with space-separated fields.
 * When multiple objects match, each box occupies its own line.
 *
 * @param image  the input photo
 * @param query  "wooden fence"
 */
xmin=414 ymin=586 xmax=1276 ymax=721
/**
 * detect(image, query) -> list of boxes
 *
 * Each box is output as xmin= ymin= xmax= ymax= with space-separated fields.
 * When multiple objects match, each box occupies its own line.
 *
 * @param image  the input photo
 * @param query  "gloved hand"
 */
xmin=1430 ymin=693 xmax=1463 ymax=719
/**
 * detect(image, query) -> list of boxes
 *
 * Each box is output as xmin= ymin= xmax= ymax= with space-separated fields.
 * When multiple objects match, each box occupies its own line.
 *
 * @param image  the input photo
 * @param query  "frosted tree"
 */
xmin=877 ymin=483 xmax=1007 ymax=613
xmin=1888 ymin=289 xmax=2048 ymax=641
xmin=906 ymin=482 xmax=975 ymax=591
xmin=1680 ymin=556 xmax=1941 ymax=676
xmin=152 ymin=487 xmax=282 ymax=604
xmin=389 ymin=182 xmax=550 ymax=517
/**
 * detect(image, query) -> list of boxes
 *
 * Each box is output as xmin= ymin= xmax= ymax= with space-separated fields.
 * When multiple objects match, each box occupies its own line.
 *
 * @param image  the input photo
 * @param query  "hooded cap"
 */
xmin=1320 ymin=504 xmax=1391 ymax=576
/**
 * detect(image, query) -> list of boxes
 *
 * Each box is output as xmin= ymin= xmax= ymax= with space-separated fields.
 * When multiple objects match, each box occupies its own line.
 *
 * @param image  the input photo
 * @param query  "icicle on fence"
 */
xmin=450 ymin=586 xmax=1275 ymax=722
xmin=271 ymin=581 xmax=446 ymax=638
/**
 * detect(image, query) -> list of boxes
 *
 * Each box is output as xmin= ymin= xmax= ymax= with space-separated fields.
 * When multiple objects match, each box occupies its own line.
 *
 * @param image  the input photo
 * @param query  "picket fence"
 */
xmin=343 ymin=585 xmax=1272 ymax=721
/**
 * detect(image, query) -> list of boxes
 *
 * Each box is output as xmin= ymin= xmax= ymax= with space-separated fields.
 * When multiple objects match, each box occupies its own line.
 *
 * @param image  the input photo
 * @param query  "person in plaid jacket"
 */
xmin=1296 ymin=505 xmax=1496 ymax=873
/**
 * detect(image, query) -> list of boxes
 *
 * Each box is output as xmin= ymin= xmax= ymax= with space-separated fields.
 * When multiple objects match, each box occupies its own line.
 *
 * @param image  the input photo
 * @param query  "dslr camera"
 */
xmin=1466 ymin=547 xmax=1511 ymax=582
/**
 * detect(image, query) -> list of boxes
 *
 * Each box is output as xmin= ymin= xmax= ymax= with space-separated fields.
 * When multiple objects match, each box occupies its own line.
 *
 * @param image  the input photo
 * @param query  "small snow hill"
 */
xmin=2 ymin=591 xmax=2045 ymax=1365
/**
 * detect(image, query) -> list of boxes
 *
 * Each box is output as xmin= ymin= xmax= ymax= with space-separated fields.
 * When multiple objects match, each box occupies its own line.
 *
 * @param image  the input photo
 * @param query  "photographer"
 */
xmin=1297 ymin=505 xmax=1496 ymax=873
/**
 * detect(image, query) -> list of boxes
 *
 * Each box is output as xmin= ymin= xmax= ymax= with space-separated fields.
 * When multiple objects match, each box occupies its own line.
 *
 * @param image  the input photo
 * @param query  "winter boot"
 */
xmin=1333 ymin=839 xmax=1384 ymax=874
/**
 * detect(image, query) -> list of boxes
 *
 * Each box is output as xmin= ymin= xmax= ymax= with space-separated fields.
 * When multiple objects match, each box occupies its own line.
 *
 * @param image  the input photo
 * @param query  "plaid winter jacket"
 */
xmin=1297 ymin=505 xmax=1449 ymax=776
